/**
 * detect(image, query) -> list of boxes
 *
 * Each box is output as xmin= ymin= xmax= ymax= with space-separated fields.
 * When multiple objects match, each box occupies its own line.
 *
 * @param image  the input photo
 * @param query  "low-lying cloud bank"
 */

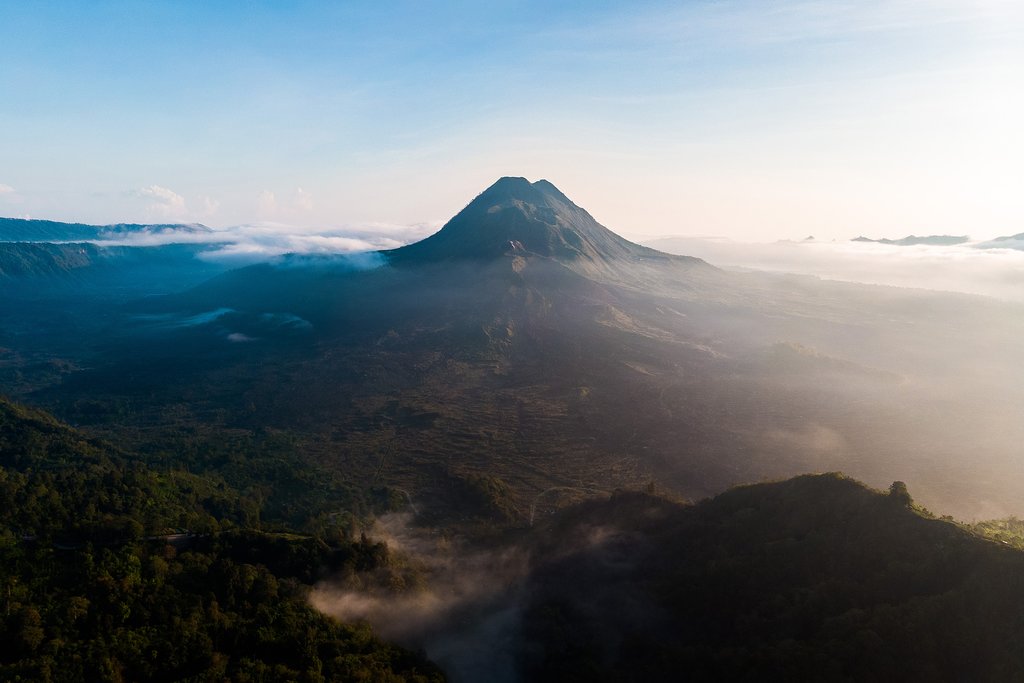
xmin=19 ymin=214 xmax=1024 ymax=300
xmin=309 ymin=509 xmax=666 ymax=683
xmin=310 ymin=513 xmax=530 ymax=683
xmin=90 ymin=220 xmax=440 ymax=264
xmin=646 ymin=236 xmax=1024 ymax=303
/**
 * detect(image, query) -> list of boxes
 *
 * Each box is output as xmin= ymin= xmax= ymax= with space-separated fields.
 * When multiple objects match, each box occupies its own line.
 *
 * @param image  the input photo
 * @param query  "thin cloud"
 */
xmin=0 ymin=183 xmax=21 ymax=205
xmin=73 ymin=219 xmax=438 ymax=265
xmin=294 ymin=187 xmax=313 ymax=212
xmin=256 ymin=187 xmax=314 ymax=217
xmin=257 ymin=190 xmax=277 ymax=216
xmin=134 ymin=185 xmax=187 ymax=218
xmin=194 ymin=231 xmax=402 ymax=264
xmin=200 ymin=195 xmax=221 ymax=217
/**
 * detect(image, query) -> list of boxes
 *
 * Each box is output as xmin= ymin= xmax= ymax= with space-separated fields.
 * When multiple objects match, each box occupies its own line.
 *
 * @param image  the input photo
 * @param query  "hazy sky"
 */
xmin=1 ymin=0 xmax=1021 ymax=241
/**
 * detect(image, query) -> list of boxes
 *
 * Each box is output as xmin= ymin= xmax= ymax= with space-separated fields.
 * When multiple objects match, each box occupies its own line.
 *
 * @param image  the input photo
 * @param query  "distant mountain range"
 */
xmin=976 ymin=232 xmax=1024 ymax=250
xmin=0 ymin=218 xmax=230 ymax=297
xmin=0 ymin=217 xmax=211 ymax=242
xmin=851 ymin=234 xmax=969 ymax=246
xmin=851 ymin=232 xmax=1024 ymax=250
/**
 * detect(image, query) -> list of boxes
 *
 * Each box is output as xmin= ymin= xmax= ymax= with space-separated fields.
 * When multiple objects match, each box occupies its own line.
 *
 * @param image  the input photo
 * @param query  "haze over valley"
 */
xmin=4 ymin=179 xmax=1023 ymax=520
xmin=3 ymin=178 xmax=1024 ymax=679
xmin=3 ymin=1 xmax=1024 ymax=680
xmin=645 ymin=233 xmax=1024 ymax=303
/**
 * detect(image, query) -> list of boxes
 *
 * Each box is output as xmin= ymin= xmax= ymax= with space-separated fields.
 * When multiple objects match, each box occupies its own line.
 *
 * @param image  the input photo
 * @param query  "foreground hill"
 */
xmin=302 ymin=473 xmax=1024 ymax=682
xmin=513 ymin=475 xmax=1024 ymax=681
xmin=7 ymin=399 xmax=1024 ymax=682
xmin=347 ymin=474 xmax=1024 ymax=682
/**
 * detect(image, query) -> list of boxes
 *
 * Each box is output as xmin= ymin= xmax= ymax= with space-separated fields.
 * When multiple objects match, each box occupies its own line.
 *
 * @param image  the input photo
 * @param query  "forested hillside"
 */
xmin=520 ymin=475 xmax=1024 ymax=682
xmin=0 ymin=397 xmax=444 ymax=682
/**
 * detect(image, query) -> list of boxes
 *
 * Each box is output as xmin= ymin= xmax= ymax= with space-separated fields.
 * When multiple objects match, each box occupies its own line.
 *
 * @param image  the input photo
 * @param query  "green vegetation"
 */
xmin=972 ymin=517 xmax=1024 ymax=549
xmin=9 ymin=391 xmax=1024 ymax=682
xmin=520 ymin=474 xmax=1024 ymax=682
xmin=0 ymin=397 xmax=445 ymax=681
xmin=4 ymin=179 xmax=1024 ymax=679
xmin=0 ymin=536 xmax=442 ymax=682
xmin=0 ymin=396 xmax=249 ymax=542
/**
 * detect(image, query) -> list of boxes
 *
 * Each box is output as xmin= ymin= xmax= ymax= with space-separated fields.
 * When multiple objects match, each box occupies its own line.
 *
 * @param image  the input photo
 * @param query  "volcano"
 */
xmin=5 ymin=179 xmax=1024 ymax=683
xmin=386 ymin=177 xmax=696 ymax=274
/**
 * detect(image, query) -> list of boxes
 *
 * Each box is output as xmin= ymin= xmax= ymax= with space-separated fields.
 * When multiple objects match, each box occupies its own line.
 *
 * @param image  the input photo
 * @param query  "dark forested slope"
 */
xmin=0 ymin=397 xmax=445 ymax=682
xmin=520 ymin=475 xmax=1024 ymax=682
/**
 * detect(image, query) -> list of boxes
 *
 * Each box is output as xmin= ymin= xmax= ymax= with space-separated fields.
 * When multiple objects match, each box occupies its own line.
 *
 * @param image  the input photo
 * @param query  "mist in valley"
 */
xmin=632 ymin=234 xmax=1024 ymax=519
xmin=5 ymin=0 xmax=1024 ymax=679
xmin=310 ymin=513 xmax=531 ymax=683
xmin=4 ymin=195 xmax=1024 ymax=681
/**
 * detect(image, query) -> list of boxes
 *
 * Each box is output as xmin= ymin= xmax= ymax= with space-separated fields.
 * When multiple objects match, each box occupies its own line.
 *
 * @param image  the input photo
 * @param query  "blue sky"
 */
xmin=1 ymin=0 xmax=1021 ymax=240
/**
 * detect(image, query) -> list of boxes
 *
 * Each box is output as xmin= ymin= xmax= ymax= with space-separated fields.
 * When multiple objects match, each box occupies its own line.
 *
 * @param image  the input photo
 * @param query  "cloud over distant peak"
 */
xmin=294 ymin=187 xmax=313 ymax=212
xmin=257 ymin=190 xmax=277 ymax=215
xmin=134 ymin=185 xmax=187 ymax=218
xmin=200 ymin=195 xmax=220 ymax=217
xmin=0 ymin=183 xmax=15 ymax=195
xmin=256 ymin=188 xmax=314 ymax=217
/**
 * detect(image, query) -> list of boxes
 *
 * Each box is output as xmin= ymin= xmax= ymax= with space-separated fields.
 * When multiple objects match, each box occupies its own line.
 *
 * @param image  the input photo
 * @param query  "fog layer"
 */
xmin=645 ymin=236 xmax=1024 ymax=302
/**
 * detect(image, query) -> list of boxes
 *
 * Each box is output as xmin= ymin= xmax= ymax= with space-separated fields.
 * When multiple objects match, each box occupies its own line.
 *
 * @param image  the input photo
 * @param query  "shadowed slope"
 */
xmin=519 ymin=474 xmax=1024 ymax=682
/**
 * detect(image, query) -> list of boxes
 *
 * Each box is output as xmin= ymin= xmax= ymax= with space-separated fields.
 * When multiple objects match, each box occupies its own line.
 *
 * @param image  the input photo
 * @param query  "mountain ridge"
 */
xmin=976 ymin=231 xmax=1024 ymax=250
xmin=851 ymin=234 xmax=969 ymax=246
xmin=0 ymin=216 xmax=211 ymax=243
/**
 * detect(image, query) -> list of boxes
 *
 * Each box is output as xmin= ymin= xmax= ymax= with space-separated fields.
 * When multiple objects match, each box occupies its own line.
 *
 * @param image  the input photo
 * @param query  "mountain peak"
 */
xmin=468 ymin=176 xmax=573 ymax=212
xmin=488 ymin=175 xmax=533 ymax=192
xmin=385 ymin=177 xmax=681 ymax=270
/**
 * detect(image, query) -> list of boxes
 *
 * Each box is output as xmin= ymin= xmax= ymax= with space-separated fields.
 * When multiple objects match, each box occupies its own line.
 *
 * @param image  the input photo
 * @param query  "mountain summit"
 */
xmin=385 ymin=177 xmax=679 ymax=271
